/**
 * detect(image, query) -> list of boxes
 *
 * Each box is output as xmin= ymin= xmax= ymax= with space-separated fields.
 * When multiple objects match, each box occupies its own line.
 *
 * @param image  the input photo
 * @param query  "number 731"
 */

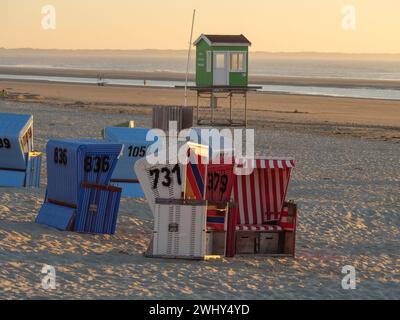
xmin=149 ymin=164 xmax=181 ymax=189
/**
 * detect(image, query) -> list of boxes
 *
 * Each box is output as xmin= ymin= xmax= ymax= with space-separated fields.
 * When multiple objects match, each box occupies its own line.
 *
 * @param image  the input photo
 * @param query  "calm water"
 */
xmin=2 ymin=73 xmax=400 ymax=100
xmin=1 ymin=49 xmax=400 ymax=80
xmin=1 ymin=50 xmax=400 ymax=100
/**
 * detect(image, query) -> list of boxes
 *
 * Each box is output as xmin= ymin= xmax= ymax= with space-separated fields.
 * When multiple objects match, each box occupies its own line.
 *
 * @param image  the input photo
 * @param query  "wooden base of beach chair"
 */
xmin=206 ymin=230 xmax=226 ymax=256
xmin=144 ymin=236 xmax=211 ymax=261
xmin=283 ymin=231 xmax=296 ymax=257
xmin=234 ymin=253 xmax=295 ymax=258
xmin=145 ymin=252 xmax=222 ymax=261
xmin=235 ymin=230 xmax=295 ymax=256
xmin=145 ymin=253 xmax=207 ymax=261
xmin=144 ymin=231 xmax=224 ymax=261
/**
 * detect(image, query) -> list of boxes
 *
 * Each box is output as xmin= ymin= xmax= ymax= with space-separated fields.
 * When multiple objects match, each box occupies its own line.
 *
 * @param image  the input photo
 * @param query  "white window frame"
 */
xmin=230 ymin=52 xmax=247 ymax=72
xmin=215 ymin=52 xmax=226 ymax=70
xmin=206 ymin=51 xmax=212 ymax=72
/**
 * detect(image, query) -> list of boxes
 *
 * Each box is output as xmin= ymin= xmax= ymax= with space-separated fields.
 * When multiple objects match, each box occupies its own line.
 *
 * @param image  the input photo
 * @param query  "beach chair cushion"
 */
xmin=279 ymin=203 xmax=297 ymax=231
xmin=206 ymin=208 xmax=226 ymax=231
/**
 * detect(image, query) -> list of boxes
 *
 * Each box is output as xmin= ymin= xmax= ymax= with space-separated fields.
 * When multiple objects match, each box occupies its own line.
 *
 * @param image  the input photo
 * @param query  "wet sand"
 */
xmin=2 ymin=66 xmax=400 ymax=89
xmin=1 ymin=79 xmax=400 ymax=132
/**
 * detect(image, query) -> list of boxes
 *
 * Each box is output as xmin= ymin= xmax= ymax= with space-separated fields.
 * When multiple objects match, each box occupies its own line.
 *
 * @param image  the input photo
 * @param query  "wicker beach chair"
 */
xmin=228 ymin=157 xmax=298 ymax=257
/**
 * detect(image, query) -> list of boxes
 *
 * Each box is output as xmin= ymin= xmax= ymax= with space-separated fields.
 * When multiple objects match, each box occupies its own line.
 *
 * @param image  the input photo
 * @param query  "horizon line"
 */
xmin=1 ymin=47 xmax=400 ymax=55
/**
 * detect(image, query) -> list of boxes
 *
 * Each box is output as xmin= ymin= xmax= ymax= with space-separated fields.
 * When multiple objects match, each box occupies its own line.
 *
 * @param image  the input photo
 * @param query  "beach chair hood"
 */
xmin=104 ymin=127 xmax=156 ymax=198
xmin=0 ymin=113 xmax=33 ymax=170
xmin=233 ymin=157 xmax=295 ymax=225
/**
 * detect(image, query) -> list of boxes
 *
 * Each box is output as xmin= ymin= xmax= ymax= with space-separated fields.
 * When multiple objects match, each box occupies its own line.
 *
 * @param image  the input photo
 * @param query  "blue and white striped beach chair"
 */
xmin=0 ymin=113 xmax=42 ymax=187
xmin=104 ymin=127 xmax=155 ymax=198
xmin=36 ymin=139 xmax=123 ymax=234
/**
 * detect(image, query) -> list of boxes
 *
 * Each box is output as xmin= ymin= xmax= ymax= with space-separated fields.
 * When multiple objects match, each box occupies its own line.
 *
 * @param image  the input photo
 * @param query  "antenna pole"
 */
xmin=184 ymin=9 xmax=196 ymax=107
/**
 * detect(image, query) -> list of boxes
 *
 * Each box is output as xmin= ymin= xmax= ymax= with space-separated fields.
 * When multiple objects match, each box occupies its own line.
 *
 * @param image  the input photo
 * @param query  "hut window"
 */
xmin=230 ymin=52 xmax=246 ymax=72
xmin=206 ymin=51 xmax=212 ymax=72
xmin=215 ymin=53 xmax=226 ymax=69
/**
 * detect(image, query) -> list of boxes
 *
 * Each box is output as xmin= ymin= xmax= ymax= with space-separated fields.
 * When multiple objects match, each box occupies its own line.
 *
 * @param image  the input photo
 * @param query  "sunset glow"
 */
xmin=0 ymin=0 xmax=399 ymax=53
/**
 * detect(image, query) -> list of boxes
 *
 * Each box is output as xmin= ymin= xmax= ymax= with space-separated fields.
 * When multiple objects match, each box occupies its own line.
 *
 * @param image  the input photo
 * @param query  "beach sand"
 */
xmin=1 ymin=79 xmax=400 ymax=140
xmin=0 ymin=82 xmax=399 ymax=299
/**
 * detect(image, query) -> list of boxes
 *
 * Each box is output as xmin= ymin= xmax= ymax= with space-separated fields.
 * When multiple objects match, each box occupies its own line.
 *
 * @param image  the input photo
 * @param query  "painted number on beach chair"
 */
xmin=54 ymin=147 xmax=68 ymax=165
xmin=84 ymin=156 xmax=110 ymax=173
xmin=128 ymin=145 xmax=146 ymax=157
xmin=207 ymin=172 xmax=229 ymax=194
xmin=0 ymin=138 xmax=11 ymax=149
xmin=149 ymin=164 xmax=182 ymax=189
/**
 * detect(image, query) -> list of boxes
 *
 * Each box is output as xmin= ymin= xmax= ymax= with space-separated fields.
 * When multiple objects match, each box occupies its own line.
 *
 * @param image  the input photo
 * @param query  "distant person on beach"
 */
xmin=97 ymin=74 xmax=105 ymax=86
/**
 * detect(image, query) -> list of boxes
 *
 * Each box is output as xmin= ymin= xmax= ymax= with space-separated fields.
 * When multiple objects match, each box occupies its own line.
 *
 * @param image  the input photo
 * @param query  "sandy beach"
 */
xmin=1 ymin=78 xmax=400 ymax=144
xmin=0 ymin=80 xmax=399 ymax=299
xmin=2 ymin=0 xmax=400 ymax=302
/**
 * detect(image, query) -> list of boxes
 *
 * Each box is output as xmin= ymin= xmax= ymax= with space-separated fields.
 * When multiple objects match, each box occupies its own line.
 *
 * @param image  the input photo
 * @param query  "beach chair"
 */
xmin=152 ymin=198 xmax=209 ymax=260
xmin=104 ymin=127 xmax=154 ymax=198
xmin=135 ymin=141 xmax=208 ymax=214
xmin=202 ymin=152 xmax=235 ymax=256
xmin=36 ymin=140 xmax=123 ymax=234
xmin=136 ymin=141 xmax=214 ymax=260
xmin=229 ymin=157 xmax=297 ymax=257
xmin=0 ymin=113 xmax=42 ymax=187
xmin=185 ymin=127 xmax=237 ymax=256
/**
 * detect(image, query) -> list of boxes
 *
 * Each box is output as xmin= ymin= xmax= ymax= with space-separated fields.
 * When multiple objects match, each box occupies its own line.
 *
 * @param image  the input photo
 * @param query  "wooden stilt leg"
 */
xmin=229 ymin=93 xmax=232 ymax=125
xmin=197 ymin=93 xmax=199 ymax=125
xmin=211 ymin=92 xmax=214 ymax=125
xmin=244 ymin=92 xmax=248 ymax=127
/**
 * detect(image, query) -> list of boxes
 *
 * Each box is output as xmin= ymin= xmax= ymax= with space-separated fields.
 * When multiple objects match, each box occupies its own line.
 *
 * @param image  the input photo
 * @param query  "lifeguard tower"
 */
xmin=190 ymin=34 xmax=260 ymax=126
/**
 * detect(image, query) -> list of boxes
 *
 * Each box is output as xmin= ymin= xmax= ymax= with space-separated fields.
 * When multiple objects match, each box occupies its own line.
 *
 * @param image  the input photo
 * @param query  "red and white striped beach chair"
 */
xmin=205 ymin=157 xmax=235 ymax=230
xmin=204 ymin=157 xmax=236 ymax=256
xmin=228 ymin=157 xmax=298 ymax=257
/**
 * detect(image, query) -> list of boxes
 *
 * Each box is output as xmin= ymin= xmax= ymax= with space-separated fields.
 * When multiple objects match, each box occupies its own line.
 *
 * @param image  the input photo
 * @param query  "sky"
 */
xmin=0 ymin=0 xmax=399 ymax=53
